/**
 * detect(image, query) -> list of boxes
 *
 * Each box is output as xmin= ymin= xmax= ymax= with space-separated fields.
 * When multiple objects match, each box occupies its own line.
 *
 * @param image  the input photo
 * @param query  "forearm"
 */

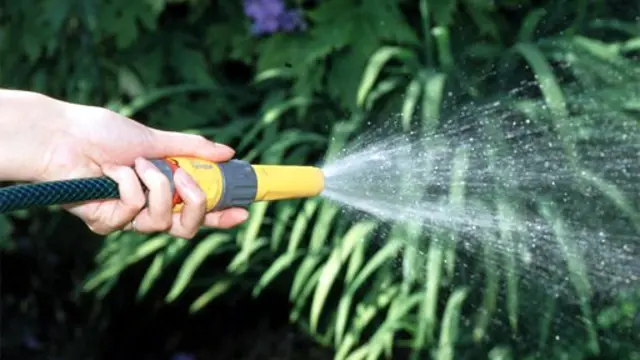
xmin=0 ymin=89 xmax=66 ymax=182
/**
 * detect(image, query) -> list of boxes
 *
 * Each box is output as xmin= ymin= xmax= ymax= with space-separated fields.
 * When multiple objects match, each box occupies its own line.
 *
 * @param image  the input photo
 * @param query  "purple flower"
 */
xmin=171 ymin=353 xmax=195 ymax=360
xmin=243 ymin=0 xmax=307 ymax=35
xmin=244 ymin=0 xmax=285 ymax=18
xmin=279 ymin=9 xmax=307 ymax=32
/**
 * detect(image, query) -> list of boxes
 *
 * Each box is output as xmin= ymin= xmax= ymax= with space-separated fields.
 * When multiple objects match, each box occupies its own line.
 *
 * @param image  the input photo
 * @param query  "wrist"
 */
xmin=0 ymin=89 xmax=69 ymax=182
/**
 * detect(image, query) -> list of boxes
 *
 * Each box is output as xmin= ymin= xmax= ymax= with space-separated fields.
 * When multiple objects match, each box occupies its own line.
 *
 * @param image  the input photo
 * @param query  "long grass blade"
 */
xmin=165 ymin=234 xmax=232 ymax=302
xmin=310 ymin=221 xmax=378 ymax=332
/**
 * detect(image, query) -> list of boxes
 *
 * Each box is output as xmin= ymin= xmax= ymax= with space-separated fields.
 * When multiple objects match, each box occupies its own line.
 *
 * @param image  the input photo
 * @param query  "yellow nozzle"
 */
xmin=252 ymin=165 xmax=325 ymax=202
xmin=154 ymin=157 xmax=325 ymax=212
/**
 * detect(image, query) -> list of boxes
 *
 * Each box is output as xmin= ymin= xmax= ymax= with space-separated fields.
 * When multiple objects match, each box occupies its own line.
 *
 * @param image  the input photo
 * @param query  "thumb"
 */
xmin=146 ymin=129 xmax=236 ymax=162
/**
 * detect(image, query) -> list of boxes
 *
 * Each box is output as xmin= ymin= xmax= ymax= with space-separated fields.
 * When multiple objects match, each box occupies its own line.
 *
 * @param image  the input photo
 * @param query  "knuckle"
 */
xmin=106 ymin=217 xmax=130 ymax=234
xmin=122 ymin=200 xmax=145 ymax=218
xmin=204 ymin=213 xmax=222 ymax=228
xmin=84 ymin=205 xmax=131 ymax=235
xmin=90 ymin=106 xmax=120 ymax=124
xmin=192 ymin=193 xmax=207 ymax=209
xmin=85 ymin=210 xmax=110 ymax=235
xmin=132 ymin=195 xmax=147 ymax=211
xmin=191 ymin=134 xmax=208 ymax=143
xmin=120 ymin=165 xmax=137 ymax=179
xmin=173 ymin=228 xmax=197 ymax=240
xmin=126 ymin=195 xmax=146 ymax=208
xmin=154 ymin=217 xmax=173 ymax=231
xmin=151 ymin=170 xmax=171 ymax=189
xmin=87 ymin=222 xmax=110 ymax=235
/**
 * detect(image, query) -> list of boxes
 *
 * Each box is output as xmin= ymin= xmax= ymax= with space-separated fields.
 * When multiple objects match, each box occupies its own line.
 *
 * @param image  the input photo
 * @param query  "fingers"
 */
xmin=129 ymin=158 xmax=174 ymax=233
xmin=83 ymin=158 xmax=249 ymax=238
xmin=168 ymin=168 xmax=208 ymax=239
xmin=128 ymin=159 xmax=249 ymax=238
xmin=147 ymin=130 xmax=235 ymax=163
xmin=85 ymin=165 xmax=146 ymax=235
xmin=204 ymin=208 xmax=250 ymax=229
xmin=164 ymin=169 xmax=249 ymax=237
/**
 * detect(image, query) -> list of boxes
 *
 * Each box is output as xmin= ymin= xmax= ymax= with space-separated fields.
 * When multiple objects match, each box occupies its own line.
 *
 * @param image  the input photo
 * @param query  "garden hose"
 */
xmin=0 ymin=157 xmax=325 ymax=213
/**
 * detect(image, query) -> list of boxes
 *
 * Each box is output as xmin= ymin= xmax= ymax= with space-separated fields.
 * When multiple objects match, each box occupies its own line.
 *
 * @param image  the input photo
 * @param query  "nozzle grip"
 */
xmin=149 ymin=158 xmax=258 ymax=211
xmin=149 ymin=159 xmax=182 ymax=206
xmin=215 ymin=160 xmax=258 ymax=210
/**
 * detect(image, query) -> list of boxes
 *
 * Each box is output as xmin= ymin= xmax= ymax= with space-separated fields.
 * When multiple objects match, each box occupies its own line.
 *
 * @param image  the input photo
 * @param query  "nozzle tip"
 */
xmin=252 ymin=165 xmax=324 ymax=202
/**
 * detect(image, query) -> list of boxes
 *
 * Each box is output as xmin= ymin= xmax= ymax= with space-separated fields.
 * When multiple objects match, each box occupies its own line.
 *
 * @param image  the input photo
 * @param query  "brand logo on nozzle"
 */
xmin=192 ymin=161 xmax=215 ymax=169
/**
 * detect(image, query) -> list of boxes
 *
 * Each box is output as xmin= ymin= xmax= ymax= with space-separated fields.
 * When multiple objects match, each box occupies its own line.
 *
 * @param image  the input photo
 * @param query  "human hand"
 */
xmin=0 ymin=89 xmax=249 ymax=238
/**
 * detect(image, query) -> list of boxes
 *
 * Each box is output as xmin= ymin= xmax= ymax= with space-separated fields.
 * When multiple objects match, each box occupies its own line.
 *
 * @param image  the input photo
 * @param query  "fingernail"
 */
xmin=101 ymin=164 xmax=115 ymax=176
xmin=214 ymin=143 xmax=235 ymax=156
xmin=135 ymin=158 xmax=165 ymax=183
xmin=135 ymin=157 xmax=153 ymax=172
xmin=237 ymin=209 xmax=250 ymax=221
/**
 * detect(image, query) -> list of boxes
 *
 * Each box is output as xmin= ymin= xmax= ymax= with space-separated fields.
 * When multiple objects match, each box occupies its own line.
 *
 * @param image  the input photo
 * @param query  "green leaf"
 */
xmin=237 ymin=201 xmax=269 ymax=247
xmin=415 ymin=235 xmax=445 ymax=347
xmin=189 ymin=278 xmax=235 ymax=313
xmin=430 ymin=0 xmax=458 ymax=27
xmin=364 ymin=77 xmax=404 ymax=110
xmin=357 ymin=46 xmax=418 ymax=107
xmin=421 ymin=71 xmax=447 ymax=134
xmin=342 ymin=284 xmax=401 ymax=360
xmin=130 ymin=234 xmax=175 ymax=263
xmin=286 ymin=199 xmax=321 ymax=256
xmin=115 ymin=84 xmax=221 ymax=117
xmin=436 ymin=287 xmax=469 ymax=360
xmin=83 ymin=234 xmax=175 ymax=293
xmin=496 ymin=199 xmax=521 ymax=332
xmin=310 ymin=221 xmax=378 ymax=332
xmin=149 ymin=102 xmax=210 ymax=130
xmin=290 ymin=265 xmax=323 ymax=322
xmin=314 ymin=0 xmax=420 ymax=109
xmin=473 ymin=232 xmax=500 ymax=343
xmin=145 ymin=0 xmax=166 ymax=15
xmin=170 ymin=43 xmax=214 ymax=84
xmin=335 ymin=239 xmax=403 ymax=344
xmin=205 ymin=22 xmax=251 ymax=64
xmin=290 ymin=202 xmax=340 ymax=299
xmin=327 ymin=40 xmax=379 ymax=110
xmin=462 ymin=0 xmax=502 ymax=40
xmin=517 ymin=8 xmax=547 ymax=43
xmin=514 ymin=43 xmax=568 ymax=119
xmin=137 ymin=252 xmax=166 ymax=300
xmin=166 ymin=234 xmax=233 ymax=302
xmin=488 ymin=346 xmax=514 ymax=360
xmin=401 ymin=78 xmax=422 ymax=131
xmin=98 ymin=0 xmax=159 ymax=49
xmin=363 ymin=0 xmax=420 ymax=45
xmin=257 ymin=34 xmax=309 ymax=72
xmin=117 ymin=67 xmax=146 ymax=98
xmin=227 ymin=237 xmax=268 ymax=274
xmin=270 ymin=200 xmax=299 ymax=251
xmin=577 ymin=169 xmax=640 ymax=230
xmin=539 ymin=200 xmax=599 ymax=354
xmin=137 ymin=237 xmax=187 ymax=299
xmin=253 ymin=251 xmax=302 ymax=297
xmin=40 ymin=0 xmax=72 ymax=34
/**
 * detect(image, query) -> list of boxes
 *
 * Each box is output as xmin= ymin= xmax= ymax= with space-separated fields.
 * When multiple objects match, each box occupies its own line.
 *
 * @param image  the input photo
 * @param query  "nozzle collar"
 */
xmin=216 ymin=160 xmax=258 ymax=210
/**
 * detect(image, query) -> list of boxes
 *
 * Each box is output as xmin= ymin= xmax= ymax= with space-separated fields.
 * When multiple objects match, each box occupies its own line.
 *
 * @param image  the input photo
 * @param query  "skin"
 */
xmin=0 ymin=89 xmax=249 ymax=238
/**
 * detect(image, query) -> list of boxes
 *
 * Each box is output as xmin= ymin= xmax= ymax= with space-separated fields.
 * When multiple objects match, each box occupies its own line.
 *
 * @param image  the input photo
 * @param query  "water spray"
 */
xmin=0 ymin=157 xmax=325 ymax=213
